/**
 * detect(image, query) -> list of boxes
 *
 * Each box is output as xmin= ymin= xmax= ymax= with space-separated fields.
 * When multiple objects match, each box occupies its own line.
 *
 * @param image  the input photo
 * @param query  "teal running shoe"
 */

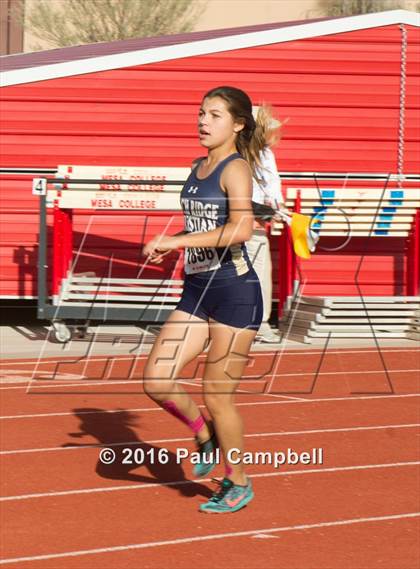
xmin=199 ymin=477 xmax=254 ymax=513
xmin=193 ymin=428 xmax=218 ymax=478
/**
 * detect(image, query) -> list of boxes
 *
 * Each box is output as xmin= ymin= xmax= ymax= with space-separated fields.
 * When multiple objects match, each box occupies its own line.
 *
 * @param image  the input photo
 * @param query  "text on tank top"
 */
xmin=180 ymin=153 xmax=250 ymax=277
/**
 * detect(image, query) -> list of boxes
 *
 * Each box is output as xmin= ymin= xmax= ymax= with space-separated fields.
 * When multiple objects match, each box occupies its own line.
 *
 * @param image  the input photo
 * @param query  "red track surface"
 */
xmin=1 ymin=347 xmax=419 ymax=568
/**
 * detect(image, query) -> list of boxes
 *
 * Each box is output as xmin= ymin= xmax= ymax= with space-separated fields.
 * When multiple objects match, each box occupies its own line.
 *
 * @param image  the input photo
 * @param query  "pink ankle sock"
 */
xmin=225 ymin=464 xmax=233 ymax=477
xmin=162 ymin=400 xmax=205 ymax=435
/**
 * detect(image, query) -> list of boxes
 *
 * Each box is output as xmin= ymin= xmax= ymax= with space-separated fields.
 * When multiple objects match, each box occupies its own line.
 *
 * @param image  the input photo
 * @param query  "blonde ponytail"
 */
xmin=253 ymin=105 xmax=283 ymax=148
xmin=244 ymin=105 xmax=284 ymax=180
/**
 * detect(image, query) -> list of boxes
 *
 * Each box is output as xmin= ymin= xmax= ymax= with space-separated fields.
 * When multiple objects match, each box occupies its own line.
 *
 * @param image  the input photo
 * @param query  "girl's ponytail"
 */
xmin=234 ymin=104 xmax=283 ymax=178
xmin=247 ymin=105 xmax=283 ymax=180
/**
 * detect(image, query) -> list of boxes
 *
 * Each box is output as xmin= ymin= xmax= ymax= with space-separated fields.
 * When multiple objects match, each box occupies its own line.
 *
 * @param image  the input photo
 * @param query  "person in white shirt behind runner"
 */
xmin=247 ymin=105 xmax=289 ymax=343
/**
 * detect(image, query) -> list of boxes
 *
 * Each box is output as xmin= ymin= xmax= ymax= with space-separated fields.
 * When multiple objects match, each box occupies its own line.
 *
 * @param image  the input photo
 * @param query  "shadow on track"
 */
xmin=62 ymin=407 xmax=212 ymax=498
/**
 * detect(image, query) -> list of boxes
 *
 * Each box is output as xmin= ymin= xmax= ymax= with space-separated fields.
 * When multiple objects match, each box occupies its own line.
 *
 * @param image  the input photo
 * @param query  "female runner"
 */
xmin=142 ymin=86 xmax=263 ymax=513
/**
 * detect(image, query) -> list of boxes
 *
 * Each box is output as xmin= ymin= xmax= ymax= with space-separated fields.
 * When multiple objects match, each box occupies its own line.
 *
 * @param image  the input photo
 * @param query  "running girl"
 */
xmin=142 ymin=86 xmax=263 ymax=513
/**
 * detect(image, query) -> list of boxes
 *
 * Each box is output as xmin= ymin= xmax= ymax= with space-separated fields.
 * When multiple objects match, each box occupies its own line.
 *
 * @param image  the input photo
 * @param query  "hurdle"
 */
xmin=276 ymin=175 xmax=420 ymax=342
xmin=33 ymin=166 xmax=190 ymax=342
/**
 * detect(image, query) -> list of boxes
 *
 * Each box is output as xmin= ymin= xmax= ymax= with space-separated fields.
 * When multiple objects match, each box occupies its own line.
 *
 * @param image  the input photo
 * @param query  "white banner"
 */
xmin=56 ymin=165 xmax=189 ymax=191
xmin=287 ymin=187 xmax=419 ymax=201
xmin=56 ymin=190 xmax=182 ymax=211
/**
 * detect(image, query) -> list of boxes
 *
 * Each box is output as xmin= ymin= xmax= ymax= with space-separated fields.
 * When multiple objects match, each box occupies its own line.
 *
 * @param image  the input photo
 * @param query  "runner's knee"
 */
xmin=204 ymin=391 xmax=234 ymax=415
xmin=143 ymin=365 xmax=175 ymax=397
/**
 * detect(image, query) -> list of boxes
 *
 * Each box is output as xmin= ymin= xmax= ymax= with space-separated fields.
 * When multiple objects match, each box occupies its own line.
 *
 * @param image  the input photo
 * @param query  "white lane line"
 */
xmin=0 ymin=512 xmax=419 ymax=565
xmin=1 ymin=368 xmax=419 ymax=391
xmin=1 ymin=347 xmax=418 ymax=367
xmin=2 ymin=393 xmax=420 ymax=420
xmin=0 ymin=371 xmax=87 ymax=384
xmin=1 ymin=423 xmax=419 ymax=456
xmin=1 ymin=461 xmax=419 ymax=503
xmin=178 ymin=379 xmax=308 ymax=401
xmin=0 ymin=380 xmax=136 ymax=391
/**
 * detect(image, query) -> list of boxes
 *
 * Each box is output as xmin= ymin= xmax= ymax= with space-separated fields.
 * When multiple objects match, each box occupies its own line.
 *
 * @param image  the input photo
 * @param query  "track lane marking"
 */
xmin=1 ymin=393 xmax=420 ymax=420
xmin=0 ymin=512 xmax=419 ymax=564
xmin=1 ymin=368 xmax=419 ymax=391
xmin=1 ymin=423 xmax=419 ymax=456
xmin=1 ymin=460 xmax=419 ymax=503
xmin=1 ymin=347 xmax=418 ymax=367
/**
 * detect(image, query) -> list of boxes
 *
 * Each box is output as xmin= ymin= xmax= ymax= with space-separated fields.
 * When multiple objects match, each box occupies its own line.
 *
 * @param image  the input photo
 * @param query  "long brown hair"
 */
xmin=202 ymin=86 xmax=260 ymax=176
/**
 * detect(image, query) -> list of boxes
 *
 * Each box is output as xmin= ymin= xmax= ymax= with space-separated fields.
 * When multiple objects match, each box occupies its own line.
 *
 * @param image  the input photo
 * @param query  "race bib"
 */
xmin=184 ymin=247 xmax=221 ymax=274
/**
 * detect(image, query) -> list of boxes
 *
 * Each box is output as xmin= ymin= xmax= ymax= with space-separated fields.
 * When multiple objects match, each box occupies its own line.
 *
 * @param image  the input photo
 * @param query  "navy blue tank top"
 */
xmin=180 ymin=152 xmax=252 ymax=281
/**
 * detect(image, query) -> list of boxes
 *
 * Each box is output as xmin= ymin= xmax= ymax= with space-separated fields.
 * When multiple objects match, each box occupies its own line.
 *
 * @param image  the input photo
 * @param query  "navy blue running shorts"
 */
xmin=176 ymin=268 xmax=263 ymax=331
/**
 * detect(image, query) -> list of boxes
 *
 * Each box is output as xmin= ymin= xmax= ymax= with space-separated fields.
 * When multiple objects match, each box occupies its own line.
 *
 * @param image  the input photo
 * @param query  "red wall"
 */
xmin=0 ymin=24 xmax=419 ymax=297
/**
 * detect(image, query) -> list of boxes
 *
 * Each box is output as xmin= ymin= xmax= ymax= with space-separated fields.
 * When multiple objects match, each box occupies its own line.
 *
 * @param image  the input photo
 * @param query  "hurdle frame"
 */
xmin=36 ymin=177 xmax=187 ymax=341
